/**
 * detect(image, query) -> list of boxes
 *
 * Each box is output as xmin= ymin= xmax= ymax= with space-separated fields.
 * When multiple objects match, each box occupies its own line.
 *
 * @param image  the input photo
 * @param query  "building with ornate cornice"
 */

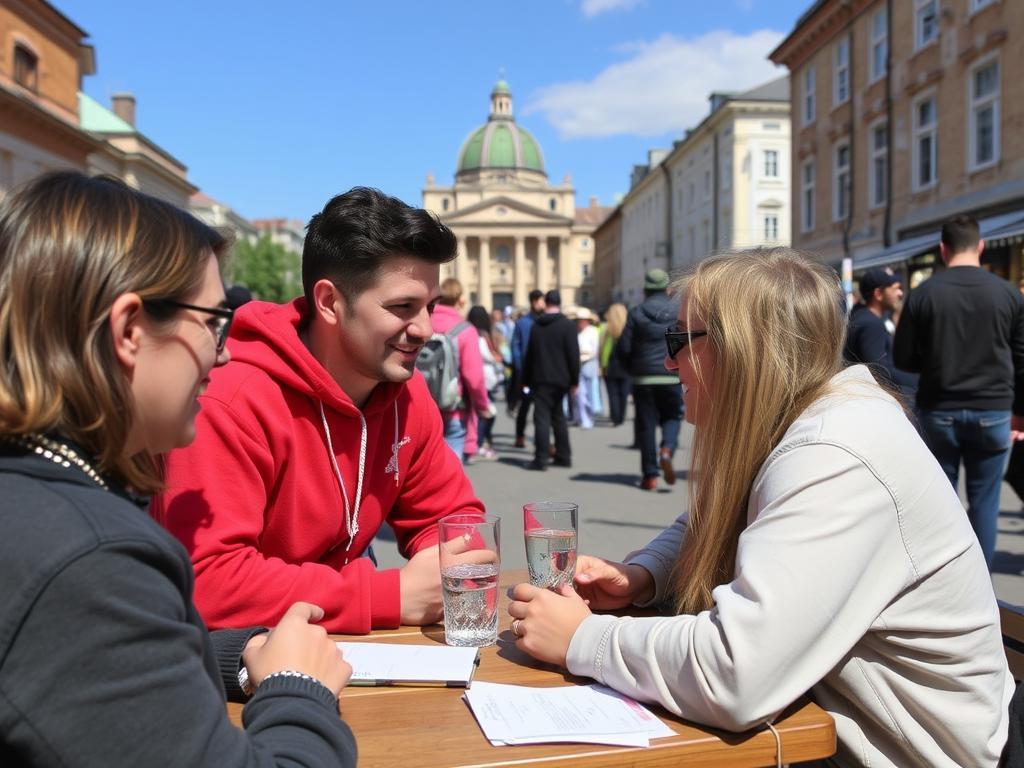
xmin=0 ymin=0 xmax=99 ymax=195
xmin=771 ymin=0 xmax=1024 ymax=284
xmin=423 ymin=81 xmax=610 ymax=311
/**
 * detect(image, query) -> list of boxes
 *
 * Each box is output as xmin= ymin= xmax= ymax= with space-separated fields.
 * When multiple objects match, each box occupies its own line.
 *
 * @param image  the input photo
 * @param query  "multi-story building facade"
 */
xmin=0 ymin=0 xmax=98 ymax=195
xmin=423 ymin=81 xmax=609 ymax=311
xmin=252 ymin=218 xmax=304 ymax=255
xmin=667 ymin=78 xmax=791 ymax=273
xmin=81 ymin=92 xmax=196 ymax=207
xmin=620 ymin=150 xmax=671 ymax=306
xmin=593 ymin=204 xmax=622 ymax=309
xmin=613 ymin=76 xmax=790 ymax=305
xmin=191 ymin=191 xmax=258 ymax=245
xmin=772 ymin=0 xmax=1024 ymax=282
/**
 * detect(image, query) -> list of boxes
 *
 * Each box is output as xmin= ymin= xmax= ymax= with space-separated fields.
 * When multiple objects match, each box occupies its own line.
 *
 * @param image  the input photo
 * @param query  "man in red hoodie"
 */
xmin=151 ymin=187 xmax=486 ymax=633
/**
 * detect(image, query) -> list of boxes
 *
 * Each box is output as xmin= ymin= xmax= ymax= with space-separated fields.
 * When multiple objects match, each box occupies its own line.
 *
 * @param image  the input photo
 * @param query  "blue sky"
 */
xmin=61 ymin=0 xmax=810 ymax=221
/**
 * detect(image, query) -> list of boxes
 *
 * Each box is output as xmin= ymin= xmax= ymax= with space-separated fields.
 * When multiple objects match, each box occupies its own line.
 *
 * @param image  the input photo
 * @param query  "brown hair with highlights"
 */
xmin=0 ymin=171 xmax=228 ymax=492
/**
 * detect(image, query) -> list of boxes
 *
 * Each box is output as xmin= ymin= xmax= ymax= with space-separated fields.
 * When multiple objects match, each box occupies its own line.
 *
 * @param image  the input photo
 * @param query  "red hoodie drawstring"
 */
xmin=319 ymin=401 xmax=367 ymax=565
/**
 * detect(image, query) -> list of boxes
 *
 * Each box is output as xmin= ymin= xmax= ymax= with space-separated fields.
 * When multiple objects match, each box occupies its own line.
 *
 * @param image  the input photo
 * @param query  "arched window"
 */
xmin=442 ymin=198 xmax=450 ymax=211
xmin=549 ymin=198 xmax=557 ymax=211
xmin=13 ymin=44 xmax=39 ymax=92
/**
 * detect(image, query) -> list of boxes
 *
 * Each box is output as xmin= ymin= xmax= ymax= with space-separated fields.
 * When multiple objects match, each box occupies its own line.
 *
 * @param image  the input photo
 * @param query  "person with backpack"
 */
xmin=428 ymin=279 xmax=492 ymax=462
xmin=152 ymin=187 xmax=486 ymax=634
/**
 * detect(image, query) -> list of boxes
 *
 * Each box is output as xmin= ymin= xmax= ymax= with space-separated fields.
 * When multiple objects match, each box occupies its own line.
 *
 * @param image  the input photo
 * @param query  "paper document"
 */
xmin=463 ymin=681 xmax=676 ymax=747
xmin=337 ymin=642 xmax=479 ymax=687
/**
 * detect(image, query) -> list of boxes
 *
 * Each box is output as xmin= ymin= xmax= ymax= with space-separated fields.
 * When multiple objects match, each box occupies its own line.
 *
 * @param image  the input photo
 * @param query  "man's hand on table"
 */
xmin=574 ymin=555 xmax=655 ymax=609
xmin=243 ymin=602 xmax=352 ymax=696
xmin=399 ymin=544 xmax=444 ymax=625
xmin=507 ymin=583 xmax=592 ymax=667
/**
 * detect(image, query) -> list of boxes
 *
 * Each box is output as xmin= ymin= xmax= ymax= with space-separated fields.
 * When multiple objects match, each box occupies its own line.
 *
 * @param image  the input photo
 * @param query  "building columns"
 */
xmin=536 ymin=236 xmax=549 ymax=293
xmin=478 ymin=236 xmax=492 ymax=310
xmin=513 ymin=236 xmax=527 ymax=307
xmin=455 ymin=236 xmax=469 ymax=288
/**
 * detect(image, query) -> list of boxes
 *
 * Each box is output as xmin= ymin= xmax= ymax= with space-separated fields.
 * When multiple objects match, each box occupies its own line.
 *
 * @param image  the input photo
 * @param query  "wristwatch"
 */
xmin=237 ymin=665 xmax=255 ymax=697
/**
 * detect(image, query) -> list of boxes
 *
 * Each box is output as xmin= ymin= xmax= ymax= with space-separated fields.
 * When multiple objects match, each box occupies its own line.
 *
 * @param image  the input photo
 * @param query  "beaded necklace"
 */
xmin=3 ymin=433 xmax=109 ymax=491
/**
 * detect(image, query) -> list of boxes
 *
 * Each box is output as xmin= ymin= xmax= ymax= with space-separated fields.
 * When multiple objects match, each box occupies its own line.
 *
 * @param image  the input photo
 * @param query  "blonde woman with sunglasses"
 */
xmin=508 ymin=248 xmax=1012 ymax=766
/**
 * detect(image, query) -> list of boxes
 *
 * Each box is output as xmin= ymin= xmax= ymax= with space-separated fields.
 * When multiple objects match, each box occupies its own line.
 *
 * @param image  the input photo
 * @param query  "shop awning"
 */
xmin=853 ymin=210 xmax=1024 ymax=270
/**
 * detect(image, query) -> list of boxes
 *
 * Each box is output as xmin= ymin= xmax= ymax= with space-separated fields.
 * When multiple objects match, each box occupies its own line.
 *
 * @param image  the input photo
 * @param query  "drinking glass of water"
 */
xmin=523 ymin=501 xmax=578 ymax=590
xmin=438 ymin=514 xmax=501 ymax=647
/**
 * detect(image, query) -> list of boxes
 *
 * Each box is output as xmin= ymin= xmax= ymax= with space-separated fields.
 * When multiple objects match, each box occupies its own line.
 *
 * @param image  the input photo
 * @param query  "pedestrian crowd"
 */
xmin=0 ymin=172 xmax=1019 ymax=767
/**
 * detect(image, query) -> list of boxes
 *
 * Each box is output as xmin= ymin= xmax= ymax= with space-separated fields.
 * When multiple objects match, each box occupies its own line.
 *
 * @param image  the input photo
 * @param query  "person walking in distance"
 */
xmin=575 ymin=308 xmax=600 ymax=429
xmin=619 ymin=269 xmax=684 ymax=491
xmin=511 ymin=290 xmax=545 ymax=447
xmin=894 ymin=214 xmax=1024 ymax=569
xmin=522 ymin=290 xmax=580 ymax=470
xmin=844 ymin=268 xmax=916 ymax=394
xmin=600 ymin=303 xmax=631 ymax=428
xmin=430 ymin=279 xmax=492 ymax=463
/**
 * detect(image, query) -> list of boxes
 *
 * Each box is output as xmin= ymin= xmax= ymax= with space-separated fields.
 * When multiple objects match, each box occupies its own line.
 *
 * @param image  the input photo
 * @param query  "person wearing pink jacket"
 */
xmin=431 ymin=278 xmax=492 ymax=462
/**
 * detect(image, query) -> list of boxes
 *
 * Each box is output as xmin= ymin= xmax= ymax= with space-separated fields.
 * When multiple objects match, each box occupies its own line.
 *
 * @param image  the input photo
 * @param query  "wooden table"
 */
xmin=228 ymin=571 xmax=835 ymax=767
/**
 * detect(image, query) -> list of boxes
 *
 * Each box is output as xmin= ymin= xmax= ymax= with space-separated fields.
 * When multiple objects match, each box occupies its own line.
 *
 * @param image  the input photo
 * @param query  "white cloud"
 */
xmin=736 ymin=0 xmax=755 ymax=10
xmin=580 ymin=0 xmax=645 ymax=18
xmin=524 ymin=29 xmax=786 ymax=139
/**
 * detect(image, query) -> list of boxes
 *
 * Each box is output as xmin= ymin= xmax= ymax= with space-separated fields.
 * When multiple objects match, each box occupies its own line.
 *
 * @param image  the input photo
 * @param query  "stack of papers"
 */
xmin=337 ymin=642 xmax=479 ymax=687
xmin=463 ymin=681 xmax=676 ymax=747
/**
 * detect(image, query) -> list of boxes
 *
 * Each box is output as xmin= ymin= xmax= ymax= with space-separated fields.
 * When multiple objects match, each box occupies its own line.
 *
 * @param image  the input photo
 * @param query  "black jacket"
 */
xmin=523 ymin=312 xmax=580 ymax=390
xmin=0 ymin=445 xmax=357 ymax=767
xmin=619 ymin=291 xmax=680 ymax=377
xmin=894 ymin=266 xmax=1024 ymax=413
xmin=844 ymin=304 xmax=916 ymax=390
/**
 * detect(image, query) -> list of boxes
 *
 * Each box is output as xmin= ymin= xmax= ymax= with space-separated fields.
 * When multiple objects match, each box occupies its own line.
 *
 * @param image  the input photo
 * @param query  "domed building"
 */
xmin=423 ymin=81 xmax=609 ymax=310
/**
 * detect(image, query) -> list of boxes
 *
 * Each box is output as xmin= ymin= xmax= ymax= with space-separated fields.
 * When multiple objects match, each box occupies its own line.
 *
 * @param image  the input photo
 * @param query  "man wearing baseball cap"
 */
xmin=844 ymin=267 xmax=916 ymax=392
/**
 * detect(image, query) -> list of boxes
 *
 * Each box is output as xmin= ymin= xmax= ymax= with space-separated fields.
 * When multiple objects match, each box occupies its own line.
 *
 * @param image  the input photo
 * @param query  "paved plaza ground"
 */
xmin=373 ymin=404 xmax=1024 ymax=607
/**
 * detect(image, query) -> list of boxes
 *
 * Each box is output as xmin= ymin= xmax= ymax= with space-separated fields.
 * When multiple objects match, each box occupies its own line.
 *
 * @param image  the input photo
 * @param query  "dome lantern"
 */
xmin=456 ymin=80 xmax=546 ymax=178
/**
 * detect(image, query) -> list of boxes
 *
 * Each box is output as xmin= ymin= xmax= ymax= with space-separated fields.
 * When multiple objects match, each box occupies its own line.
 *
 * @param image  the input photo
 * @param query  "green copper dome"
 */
xmin=456 ymin=81 xmax=546 ymax=176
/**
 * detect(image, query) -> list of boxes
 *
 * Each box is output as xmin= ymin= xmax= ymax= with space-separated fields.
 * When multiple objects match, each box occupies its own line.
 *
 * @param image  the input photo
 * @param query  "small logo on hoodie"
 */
xmin=386 ymin=436 xmax=411 ymax=484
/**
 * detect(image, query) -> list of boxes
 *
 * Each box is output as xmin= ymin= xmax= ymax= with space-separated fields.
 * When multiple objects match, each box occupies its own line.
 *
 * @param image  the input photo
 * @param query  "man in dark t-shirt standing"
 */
xmin=894 ymin=214 xmax=1024 ymax=569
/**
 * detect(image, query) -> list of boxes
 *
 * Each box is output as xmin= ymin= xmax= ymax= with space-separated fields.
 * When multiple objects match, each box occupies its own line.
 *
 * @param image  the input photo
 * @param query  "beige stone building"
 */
xmin=423 ymin=81 xmax=610 ymax=311
xmin=593 ymin=204 xmax=622 ymax=310
xmin=80 ymin=92 xmax=196 ymax=207
xmin=191 ymin=191 xmax=258 ymax=245
xmin=613 ymin=77 xmax=791 ymax=305
xmin=771 ymin=0 xmax=1024 ymax=282
xmin=0 ymin=0 xmax=98 ymax=195
xmin=252 ymin=217 xmax=305 ymax=256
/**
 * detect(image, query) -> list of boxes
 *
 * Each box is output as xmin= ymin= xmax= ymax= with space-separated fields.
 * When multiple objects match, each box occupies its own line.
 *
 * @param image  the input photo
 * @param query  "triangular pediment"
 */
xmin=441 ymin=195 xmax=572 ymax=226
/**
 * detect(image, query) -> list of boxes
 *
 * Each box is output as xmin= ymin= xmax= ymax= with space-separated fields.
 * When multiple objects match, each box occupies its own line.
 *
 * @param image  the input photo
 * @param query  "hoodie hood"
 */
xmin=227 ymin=298 xmax=404 ymax=418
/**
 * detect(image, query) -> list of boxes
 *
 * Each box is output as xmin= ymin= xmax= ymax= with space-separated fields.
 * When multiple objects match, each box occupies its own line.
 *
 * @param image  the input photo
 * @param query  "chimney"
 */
xmin=111 ymin=92 xmax=136 ymax=126
xmin=589 ymin=195 xmax=599 ymax=208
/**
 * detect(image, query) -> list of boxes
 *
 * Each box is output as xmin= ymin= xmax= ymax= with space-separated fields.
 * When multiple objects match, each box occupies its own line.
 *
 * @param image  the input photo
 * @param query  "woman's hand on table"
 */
xmin=573 ymin=555 xmax=655 ymax=609
xmin=242 ymin=602 xmax=352 ymax=696
xmin=507 ymin=583 xmax=591 ymax=667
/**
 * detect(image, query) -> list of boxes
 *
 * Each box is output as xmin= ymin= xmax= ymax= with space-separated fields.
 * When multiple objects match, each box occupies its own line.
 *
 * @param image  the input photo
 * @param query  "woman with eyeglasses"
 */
xmin=508 ymin=248 xmax=1012 ymax=766
xmin=0 ymin=172 xmax=356 ymax=766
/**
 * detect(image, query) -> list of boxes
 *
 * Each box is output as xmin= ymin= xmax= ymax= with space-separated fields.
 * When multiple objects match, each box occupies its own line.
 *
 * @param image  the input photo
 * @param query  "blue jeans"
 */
xmin=633 ymin=384 xmax=683 ymax=479
xmin=442 ymin=413 xmax=466 ymax=460
xmin=919 ymin=408 xmax=1011 ymax=569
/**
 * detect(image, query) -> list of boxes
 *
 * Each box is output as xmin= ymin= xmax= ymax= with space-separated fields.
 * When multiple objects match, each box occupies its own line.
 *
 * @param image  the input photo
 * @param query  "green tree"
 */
xmin=228 ymin=235 xmax=302 ymax=303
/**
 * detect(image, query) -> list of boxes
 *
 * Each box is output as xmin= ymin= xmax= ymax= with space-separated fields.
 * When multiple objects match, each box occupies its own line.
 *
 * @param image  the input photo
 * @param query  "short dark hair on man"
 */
xmin=941 ymin=214 xmax=981 ymax=255
xmin=544 ymin=289 xmax=561 ymax=307
xmin=528 ymin=289 xmax=544 ymax=303
xmin=302 ymin=186 xmax=457 ymax=306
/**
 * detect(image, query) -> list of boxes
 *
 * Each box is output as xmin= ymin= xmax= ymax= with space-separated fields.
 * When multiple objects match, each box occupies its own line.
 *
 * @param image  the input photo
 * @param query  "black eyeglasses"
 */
xmin=143 ymin=299 xmax=234 ymax=354
xmin=664 ymin=326 xmax=708 ymax=360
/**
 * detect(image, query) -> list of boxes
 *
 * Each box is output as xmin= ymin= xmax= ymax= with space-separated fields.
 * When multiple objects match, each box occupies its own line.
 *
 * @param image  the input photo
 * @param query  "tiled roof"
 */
xmin=575 ymin=205 xmax=613 ymax=227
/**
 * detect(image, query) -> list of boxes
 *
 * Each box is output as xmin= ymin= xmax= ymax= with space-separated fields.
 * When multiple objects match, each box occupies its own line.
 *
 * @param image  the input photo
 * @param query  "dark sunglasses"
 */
xmin=664 ymin=326 xmax=708 ymax=360
xmin=143 ymin=299 xmax=234 ymax=354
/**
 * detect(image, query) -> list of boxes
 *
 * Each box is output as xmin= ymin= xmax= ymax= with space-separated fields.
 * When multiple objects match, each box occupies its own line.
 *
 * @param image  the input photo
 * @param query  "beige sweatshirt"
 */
xmin=566 ymin=366 xmax=1013 ymax=766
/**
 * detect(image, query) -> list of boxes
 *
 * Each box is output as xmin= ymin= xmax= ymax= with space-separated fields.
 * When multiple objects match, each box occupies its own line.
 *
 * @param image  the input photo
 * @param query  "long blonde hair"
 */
xmin=603 ymin=303 xmax=628 ymax=340
xmin=0 ymin=171 xmax=228 ymax=492
xmin=671 ymin=248 xmax=846 ymax=614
